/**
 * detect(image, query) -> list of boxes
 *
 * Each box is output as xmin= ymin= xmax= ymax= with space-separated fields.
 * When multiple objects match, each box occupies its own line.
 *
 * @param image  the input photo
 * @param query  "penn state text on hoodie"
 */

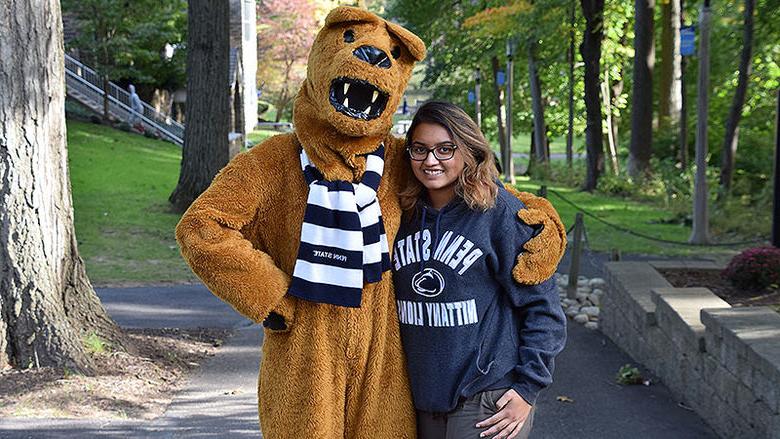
xmin=392 ymin=185 xmax=567 ymax=413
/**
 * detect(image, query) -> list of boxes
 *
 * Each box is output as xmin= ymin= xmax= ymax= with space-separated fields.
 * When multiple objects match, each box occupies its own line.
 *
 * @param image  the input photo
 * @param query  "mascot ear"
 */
xmin=385 ymin=21 xmax=426 ymax=61
xmin=324 ymin=6 xmax=382 ymax=27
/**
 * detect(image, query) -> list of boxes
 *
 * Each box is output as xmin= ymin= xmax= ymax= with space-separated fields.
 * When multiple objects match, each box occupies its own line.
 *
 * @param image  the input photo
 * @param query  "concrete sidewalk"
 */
xmin=0 ymin=273 xmax=717 ymax=438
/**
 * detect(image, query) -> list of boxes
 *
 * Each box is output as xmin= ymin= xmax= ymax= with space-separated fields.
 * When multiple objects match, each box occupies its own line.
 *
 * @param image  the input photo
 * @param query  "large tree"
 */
xmin=628 ymin=0 xmax=655 ymax=179
xmin=256 ymin=0 xmax=318 ymax=122
xmin=0 ymin=0 xmax=126 ymax=372
xmin=169 ymin=0 xmax=231 ymax=213
xmin=719 ymin=0 xmax=756 ymax=193
xmin=580 ymin=0 xmax=606 ymax=191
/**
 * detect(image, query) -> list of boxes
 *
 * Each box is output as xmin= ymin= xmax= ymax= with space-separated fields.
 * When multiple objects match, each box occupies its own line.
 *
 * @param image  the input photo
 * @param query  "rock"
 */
xmin=565 ymin=307 xmax=580 ymax=318
xmin=592 ymin=288 xmax=605 ymax=296
xmin=574 ymin=313 xmax=589 ymax=324
xmin=584 ymin=321 xmax=599 ymax=330
xmin=561 ymin=302 xmax=569 ymax=309
xmin=581 ymin=306 xmax=600 ymax=317
xmin=588 ymin=278 xmax=607 ymax=288
xmin=576 ymin=292 xmax=589 ymax=303
xmin=588 ymin=294 xmax=601 ymax=306
xmin=577 ymin=286 xmax=591 ymax=294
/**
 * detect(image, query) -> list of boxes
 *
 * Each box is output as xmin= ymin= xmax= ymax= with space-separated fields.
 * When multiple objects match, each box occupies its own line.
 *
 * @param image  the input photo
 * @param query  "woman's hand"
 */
xmin=475 ymin=389 xmax=532 ymax=438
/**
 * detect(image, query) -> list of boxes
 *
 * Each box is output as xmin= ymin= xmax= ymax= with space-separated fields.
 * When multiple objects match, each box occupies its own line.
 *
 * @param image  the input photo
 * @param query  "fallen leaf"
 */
xmin=556 ymin=395 xmax=574 ymax=403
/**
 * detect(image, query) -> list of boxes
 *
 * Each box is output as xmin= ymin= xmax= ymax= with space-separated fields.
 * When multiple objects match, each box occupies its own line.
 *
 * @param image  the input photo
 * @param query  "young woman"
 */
xmin=392 ymin=101 xmax=566 ymax=439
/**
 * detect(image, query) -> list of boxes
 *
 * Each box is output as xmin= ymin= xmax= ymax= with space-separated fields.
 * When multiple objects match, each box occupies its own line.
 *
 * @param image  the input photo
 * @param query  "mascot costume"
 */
xmin=176 ymin=6 xmax=566 ymax=438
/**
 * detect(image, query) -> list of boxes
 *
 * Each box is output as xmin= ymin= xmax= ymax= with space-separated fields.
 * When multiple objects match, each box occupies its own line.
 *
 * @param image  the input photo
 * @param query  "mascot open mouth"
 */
xmin=329 ymin=77 xmax=389 ymax=121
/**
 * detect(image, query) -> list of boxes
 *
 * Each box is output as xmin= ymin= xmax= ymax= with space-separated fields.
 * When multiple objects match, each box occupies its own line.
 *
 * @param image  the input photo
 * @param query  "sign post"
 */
xmin=690 ymin=0 xmax=712 ymax=244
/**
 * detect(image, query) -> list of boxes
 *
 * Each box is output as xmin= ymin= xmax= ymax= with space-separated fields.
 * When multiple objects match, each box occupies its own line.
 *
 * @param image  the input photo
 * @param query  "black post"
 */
xmin=566 ymin=213 xmax=584 ymax=300
xmin=773 ymin=88 xmax=780 ymax=247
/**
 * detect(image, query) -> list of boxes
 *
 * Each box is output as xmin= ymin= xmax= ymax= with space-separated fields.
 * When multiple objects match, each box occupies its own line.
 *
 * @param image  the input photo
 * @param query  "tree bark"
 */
xmin=528 ymin=38 xmax=548 ymax=164
xmin=719 ymin=0 xmax=755 ymax=193
xmin=169 ymin=0 xmax=231 ymax=213
xmin=491 ymin=56 xmax=508 ymax=169
xmin=0 ymin=0 xmax=126 ymax=373
xmin=628 ymin=0 xmax=655 ymax=179
xmin=580 ymin=0 xmax=605 ymax=191
xmin=566 ymin=0 xmax=576 ymax=168
xmin=659 ymin=0 xmax=682 ymax=129
xmin=679 ymin=0 xmax=688 ymax=168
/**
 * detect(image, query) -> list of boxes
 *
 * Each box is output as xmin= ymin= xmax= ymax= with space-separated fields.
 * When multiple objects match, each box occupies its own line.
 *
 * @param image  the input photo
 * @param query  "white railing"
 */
xmin=64 ymin=54 xmax=185 ymax=145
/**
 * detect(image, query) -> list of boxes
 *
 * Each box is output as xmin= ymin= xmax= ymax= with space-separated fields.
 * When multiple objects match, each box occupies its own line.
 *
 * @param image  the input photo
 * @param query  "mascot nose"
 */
xmin=352 ymin=45 xmax=391 ymax=69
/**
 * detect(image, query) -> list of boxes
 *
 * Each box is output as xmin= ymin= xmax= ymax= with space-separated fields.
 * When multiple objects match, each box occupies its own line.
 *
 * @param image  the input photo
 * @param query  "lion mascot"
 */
xmin=176 ymin=6 xmax=566 ymax=438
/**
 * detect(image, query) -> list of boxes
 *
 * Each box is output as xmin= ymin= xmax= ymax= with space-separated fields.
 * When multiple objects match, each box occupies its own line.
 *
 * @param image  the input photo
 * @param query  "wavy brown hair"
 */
xmin=399 ymin=101 xmax=499 ymax=217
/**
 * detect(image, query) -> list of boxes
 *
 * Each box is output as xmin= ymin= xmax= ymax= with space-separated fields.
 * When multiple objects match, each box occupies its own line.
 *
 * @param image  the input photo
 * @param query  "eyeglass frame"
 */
xmin=405 ymin=142 xmax=460 ymax=161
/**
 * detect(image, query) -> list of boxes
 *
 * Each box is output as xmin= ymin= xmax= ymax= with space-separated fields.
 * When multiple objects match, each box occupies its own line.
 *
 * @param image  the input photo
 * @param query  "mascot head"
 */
xmin=295 ymin=7 xmax=426 ymax=141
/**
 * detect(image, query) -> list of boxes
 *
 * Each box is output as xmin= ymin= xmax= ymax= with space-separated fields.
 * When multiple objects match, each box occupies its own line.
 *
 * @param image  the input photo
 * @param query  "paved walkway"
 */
xmin=0 ymin=253 xmax=718 ymax=438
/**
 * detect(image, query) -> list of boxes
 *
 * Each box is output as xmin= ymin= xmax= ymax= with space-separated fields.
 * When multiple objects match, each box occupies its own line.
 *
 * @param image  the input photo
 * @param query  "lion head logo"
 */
xmin=411 ymin=268 xmax=445 ymax=298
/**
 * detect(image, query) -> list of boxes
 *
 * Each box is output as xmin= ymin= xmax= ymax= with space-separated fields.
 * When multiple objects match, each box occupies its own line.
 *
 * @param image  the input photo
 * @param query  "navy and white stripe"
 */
xmin=287 ymin=144 xmax=391 ymax=307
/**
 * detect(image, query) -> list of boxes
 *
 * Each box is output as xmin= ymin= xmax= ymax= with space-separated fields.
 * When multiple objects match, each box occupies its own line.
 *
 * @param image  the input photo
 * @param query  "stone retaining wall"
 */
xmin=602 ymin=261 xmax=780 ymax=439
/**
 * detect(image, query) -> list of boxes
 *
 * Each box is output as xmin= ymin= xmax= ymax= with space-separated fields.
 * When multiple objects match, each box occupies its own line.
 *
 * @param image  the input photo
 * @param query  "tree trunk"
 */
xmin=169 ymin=0 xmax=231 ymax=213
xmin=0 ymin=0 xmax=126 ymax=373
xmin=528 ymin=38 xmax=548 ymax=164
xmin=566 ymin=0 xmax=576 ymax=168
xmin=679 ymin=0 xmax=688 ymax=168
xmin=580 ymin=0 xmax=605 ymax=191
xmin=601 ymin=69 xmax=619 ymax=174
xmin=103 ymin=75 xmax=110 ymax=121
xmin=628 ymin=0 xmax=655 ymax=179
xmin=491 ymin=56 xmax=508 ymax=167
xmin=719 ymin=0 xmax=755 ymax=193
xmin=659 ymin=0 xmax=682 ymax=129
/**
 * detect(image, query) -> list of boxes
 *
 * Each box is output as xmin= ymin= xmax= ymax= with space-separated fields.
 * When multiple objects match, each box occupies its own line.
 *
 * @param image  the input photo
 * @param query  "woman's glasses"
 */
xmin=406 ymin=142 xmax=459 ymax=161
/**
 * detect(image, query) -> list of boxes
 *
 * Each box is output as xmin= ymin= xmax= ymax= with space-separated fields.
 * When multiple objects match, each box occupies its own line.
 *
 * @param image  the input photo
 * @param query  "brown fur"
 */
xmin=176 ymin=6 xmax=565 ymax=439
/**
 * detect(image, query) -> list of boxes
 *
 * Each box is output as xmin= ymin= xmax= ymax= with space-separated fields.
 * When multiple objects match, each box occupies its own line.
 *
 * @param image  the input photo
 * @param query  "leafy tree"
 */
xmin=257 ymin=0 xmax=319 ymax=122
xmin=62 ymin=0 xmax=188 ymax=115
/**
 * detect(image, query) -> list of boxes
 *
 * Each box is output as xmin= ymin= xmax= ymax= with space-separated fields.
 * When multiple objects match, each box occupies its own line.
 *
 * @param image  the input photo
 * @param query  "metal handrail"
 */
xmin=63 ymin=54 xmax=185 ymax=145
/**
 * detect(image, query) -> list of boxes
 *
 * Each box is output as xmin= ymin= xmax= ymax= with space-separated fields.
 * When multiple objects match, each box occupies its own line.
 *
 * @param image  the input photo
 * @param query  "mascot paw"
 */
xmin=506 ymin=188 xmax=567 ymax=285
xmin=263 ymin=282 xmax=297 ymax=333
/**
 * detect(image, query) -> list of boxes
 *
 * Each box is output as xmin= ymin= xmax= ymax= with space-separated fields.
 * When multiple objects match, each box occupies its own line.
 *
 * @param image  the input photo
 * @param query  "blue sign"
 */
xmin=496 ymin=71 xmax=505 ymax=86
xmin=467 ymin=90 xmax=475 ymax=104
xmin=681 ymin=26 xmax=696 ymax=56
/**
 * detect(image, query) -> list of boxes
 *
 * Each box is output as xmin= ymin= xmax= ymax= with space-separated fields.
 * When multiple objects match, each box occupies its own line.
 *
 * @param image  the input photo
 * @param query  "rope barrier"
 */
xmin=548 ymin=188 xmax=766 ymax=247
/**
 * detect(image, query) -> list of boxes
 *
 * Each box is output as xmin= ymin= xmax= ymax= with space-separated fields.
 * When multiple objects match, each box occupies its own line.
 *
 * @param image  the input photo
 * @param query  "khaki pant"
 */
xmin=417 ymin=389 xmax=535 ymax=439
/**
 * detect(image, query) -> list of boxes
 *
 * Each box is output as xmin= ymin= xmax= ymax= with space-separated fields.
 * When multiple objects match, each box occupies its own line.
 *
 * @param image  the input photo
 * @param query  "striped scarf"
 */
xmin=287 ymin=144 xmax=391 ymax=307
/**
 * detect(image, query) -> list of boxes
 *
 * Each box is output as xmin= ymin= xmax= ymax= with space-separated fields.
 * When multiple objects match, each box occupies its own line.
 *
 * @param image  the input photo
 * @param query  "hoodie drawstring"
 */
xmin=418 ymin=203 xmax=446 ymax=272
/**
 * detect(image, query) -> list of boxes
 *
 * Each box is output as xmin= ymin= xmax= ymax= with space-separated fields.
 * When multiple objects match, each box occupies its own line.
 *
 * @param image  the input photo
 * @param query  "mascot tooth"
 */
xmin=176 ymin=6 xmax=566 ymax=438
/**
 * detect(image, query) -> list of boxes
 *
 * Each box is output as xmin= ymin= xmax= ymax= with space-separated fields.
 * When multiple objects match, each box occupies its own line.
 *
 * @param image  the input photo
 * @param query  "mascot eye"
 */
xmin=343 ymin=29 xmax=355 ymax=43
xmin=391 ymin=46 xmax=401 ymax=59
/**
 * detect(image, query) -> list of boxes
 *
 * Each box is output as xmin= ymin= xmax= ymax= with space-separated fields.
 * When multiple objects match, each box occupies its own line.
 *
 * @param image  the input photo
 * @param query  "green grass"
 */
xmin=68 ymin=120 xmax=197 ymax=285
xmin=491 ymin=132 xmax=584 ymax=157
xmin=515 ymin=177 xmax=741 ymax=259
xmin=247 ymin=128 xmax=279 ymax=147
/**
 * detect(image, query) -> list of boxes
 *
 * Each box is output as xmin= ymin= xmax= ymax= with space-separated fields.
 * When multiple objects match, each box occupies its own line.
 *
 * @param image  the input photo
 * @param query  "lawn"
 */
xmin=68 ymin=120 xmax=196 ymax=286
xmin=67 ymin=120 xmax=741 ymax=285
xmin=246 ymin=128 xmax=279 ymax=147
xmin=514 ymin=178 xmax=744 ymax=259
